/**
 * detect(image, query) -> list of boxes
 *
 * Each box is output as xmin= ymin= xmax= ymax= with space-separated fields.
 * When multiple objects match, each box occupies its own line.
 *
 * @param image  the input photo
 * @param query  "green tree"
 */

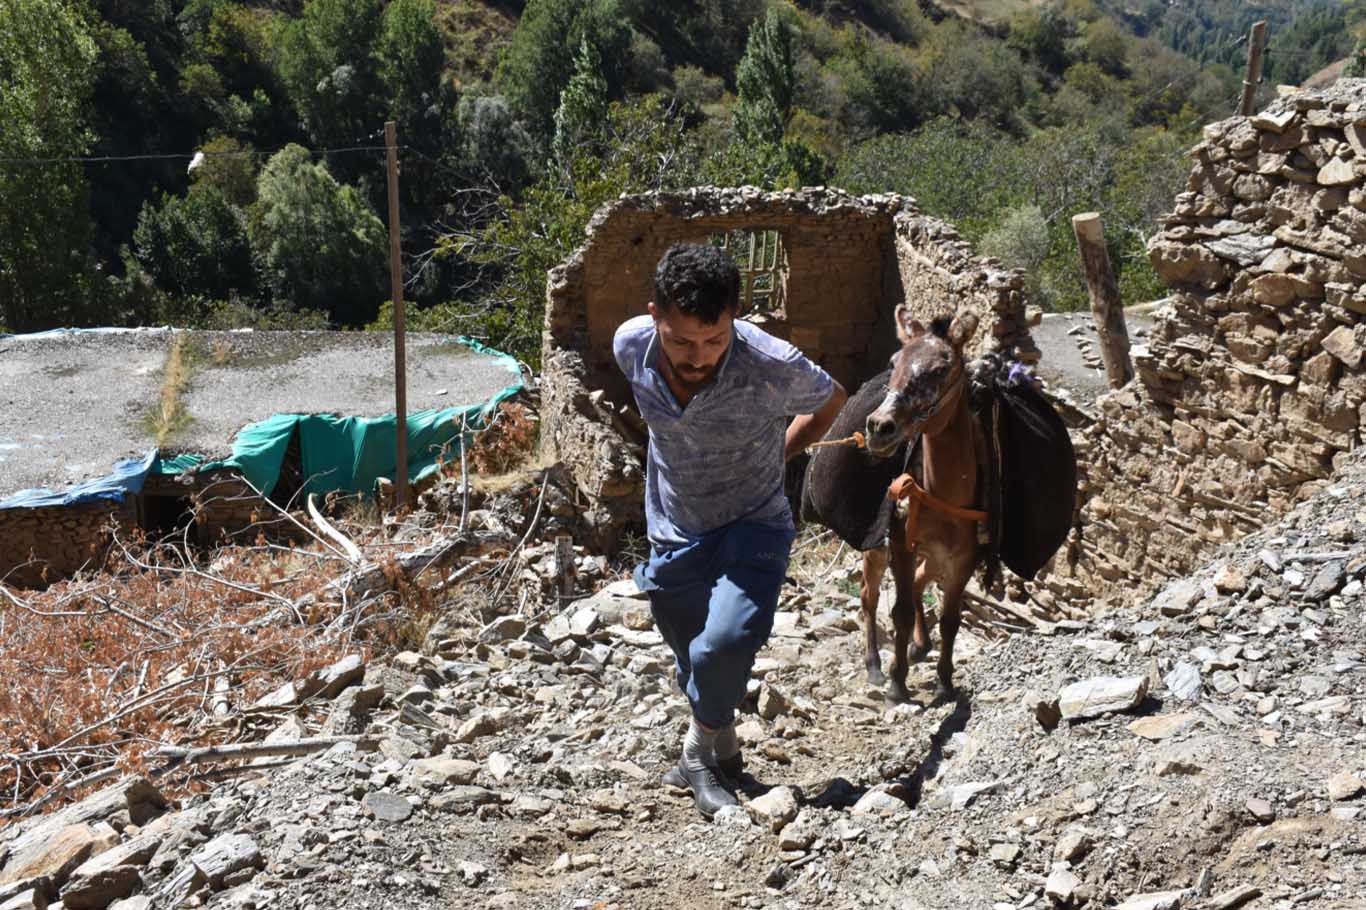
xmin=251 ymin=144 xmax=386 ymax=324
xmin=278 ymin=0 xmax=384 ymax=148
xmin=552 ymin=38 xmax=610 ymax=171
xmin=1348 ymin=37 xmax=1366 ymax=78
xmin=1079 ymin=17 xmax=1130 ymax=77
xmin=190 ymin=136 xmax=259 ymax=208
xmin=192 ymin=3 xmax=293 ymax=142
xmin=828 ymin=30 xmax=929 ymax=134
xmin=375 ymin=0 xmax=445 ymax=140
xmin=0 ymin=0 xmax=99 ymax=332
xmin=924 ymin=20 xmax=1031 ymax=128
xmin=133 ymin=187 xmax=255 ymax=300
xmin=1007 ymin=2 xmax=1075 ymax=75
xmin=980 ymin=204 xmax=1052 ymax=307
xmin=456 ymin=93 xmax=535 ymax=190
xmin=734 ymin=8 xmax=795 ymax=145
xmin=497 ymin=0 xmax=630 ymax=141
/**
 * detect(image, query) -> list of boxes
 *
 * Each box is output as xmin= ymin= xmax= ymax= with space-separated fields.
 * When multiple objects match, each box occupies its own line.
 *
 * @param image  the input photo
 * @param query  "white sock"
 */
xmin=681 ymin=719 xmax=717 ymax=772
xmin=714 ymin=723 xmax=739 ymax=763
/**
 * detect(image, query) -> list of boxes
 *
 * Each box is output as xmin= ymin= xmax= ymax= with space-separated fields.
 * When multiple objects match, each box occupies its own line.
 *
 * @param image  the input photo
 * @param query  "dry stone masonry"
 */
xmin=540 ymin=186 xmax=1037 ymax=545
xmin=0 ymin=501 xmax=133 ymax=589
xmin=1041 ymin=79 xmax=1366 ymax=610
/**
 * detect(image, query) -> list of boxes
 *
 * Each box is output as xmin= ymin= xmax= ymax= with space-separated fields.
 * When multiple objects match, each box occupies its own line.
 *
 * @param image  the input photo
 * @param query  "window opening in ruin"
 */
xmin=711 ymin=230 xmax=785 ymax=316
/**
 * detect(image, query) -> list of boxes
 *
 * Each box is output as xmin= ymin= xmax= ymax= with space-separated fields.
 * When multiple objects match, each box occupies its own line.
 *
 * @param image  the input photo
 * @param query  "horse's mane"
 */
xmin=929 ymin=315 xmax=952 ymax=339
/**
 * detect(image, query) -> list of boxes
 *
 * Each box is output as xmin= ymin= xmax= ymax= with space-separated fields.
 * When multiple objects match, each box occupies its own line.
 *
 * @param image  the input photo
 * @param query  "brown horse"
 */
xmin=860 ymin=307 xmax=984 ymax=703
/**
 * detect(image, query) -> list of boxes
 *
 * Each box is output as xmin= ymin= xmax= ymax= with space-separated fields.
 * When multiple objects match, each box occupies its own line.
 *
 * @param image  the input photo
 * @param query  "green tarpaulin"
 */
xmin=152 ymin=337 xmax=524 ymax=498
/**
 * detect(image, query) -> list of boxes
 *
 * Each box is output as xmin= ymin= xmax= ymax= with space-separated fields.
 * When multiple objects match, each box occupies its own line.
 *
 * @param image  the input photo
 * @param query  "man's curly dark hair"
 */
xmin=653 ymin=243 xmax=740 ymax=324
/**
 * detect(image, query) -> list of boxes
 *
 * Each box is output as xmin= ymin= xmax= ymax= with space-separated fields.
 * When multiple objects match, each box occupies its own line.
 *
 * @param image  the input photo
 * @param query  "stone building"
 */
xmin=539 ymin=187 xmax=1037 ymax=544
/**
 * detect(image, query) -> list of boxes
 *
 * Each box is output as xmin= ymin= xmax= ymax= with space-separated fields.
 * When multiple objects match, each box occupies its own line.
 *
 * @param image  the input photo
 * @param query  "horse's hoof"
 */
xmin=885 ymin=679 xmax=913 ymax=705
xmin=908 ymin=642 xmax=929 ymax=662
xmin=934 ymin=681 xmax=956 ymax=703
xmin=866 ymin=665 xmax=886 ymax=687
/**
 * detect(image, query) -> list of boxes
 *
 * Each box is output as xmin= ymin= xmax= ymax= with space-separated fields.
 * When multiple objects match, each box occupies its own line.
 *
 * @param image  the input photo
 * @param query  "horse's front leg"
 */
xmin=885 ymin=532 xmax=922 ymax=704
xmin=860 ymin=547 xmax=888 ymax=686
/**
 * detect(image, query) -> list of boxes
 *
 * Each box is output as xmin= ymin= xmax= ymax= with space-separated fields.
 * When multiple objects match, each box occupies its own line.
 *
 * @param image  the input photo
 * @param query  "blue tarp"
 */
xmin=0 ymin=449 xmax=157 ymax=510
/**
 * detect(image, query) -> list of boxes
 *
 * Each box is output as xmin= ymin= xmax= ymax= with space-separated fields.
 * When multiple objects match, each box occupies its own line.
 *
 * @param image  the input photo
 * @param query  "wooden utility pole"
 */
xmin=385 ymin=120 xmax=409 ymax=510
xmin=1071 ymin=212 xmax=1134 ymax=389
xmin=1238 ymin=21 xmax=1268 ymax=116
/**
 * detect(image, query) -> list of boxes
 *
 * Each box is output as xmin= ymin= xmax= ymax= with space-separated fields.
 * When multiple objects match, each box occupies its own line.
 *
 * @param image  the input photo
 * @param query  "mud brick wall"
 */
xmin=1037 ymin=80 xmax=1366 ymax=610
xmin=541 ymin=186 xmax=1036 ymax=545
xmin=0 ymin=499 xmax=133 ymax=587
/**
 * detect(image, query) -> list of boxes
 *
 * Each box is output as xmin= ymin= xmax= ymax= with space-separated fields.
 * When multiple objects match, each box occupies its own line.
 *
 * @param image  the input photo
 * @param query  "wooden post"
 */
xmin=554 ymin=534 xmax=575 ymax=601
xmin=1238 ymin=21 xmax=1268 ymax=117
xmin=1070 ymin=212 xmax=1133 ymax=389
xmin=385 ymin=121 xmax=409 ymax=510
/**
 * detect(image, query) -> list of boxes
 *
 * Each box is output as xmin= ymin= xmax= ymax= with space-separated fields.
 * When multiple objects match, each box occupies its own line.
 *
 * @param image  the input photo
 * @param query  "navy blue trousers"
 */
xmin=634 ymin=521 xmax=795 ymax=730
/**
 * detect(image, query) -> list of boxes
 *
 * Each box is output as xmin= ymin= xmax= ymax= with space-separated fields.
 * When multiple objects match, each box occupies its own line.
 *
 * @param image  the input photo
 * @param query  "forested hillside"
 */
xmin=2 ymin=0 xmax=1364 ymax=363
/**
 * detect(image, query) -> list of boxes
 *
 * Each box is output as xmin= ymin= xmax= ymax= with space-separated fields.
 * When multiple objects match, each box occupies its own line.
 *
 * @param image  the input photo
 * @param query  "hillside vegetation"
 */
xmin=2 ymin=0 xmax=1365 ymax=364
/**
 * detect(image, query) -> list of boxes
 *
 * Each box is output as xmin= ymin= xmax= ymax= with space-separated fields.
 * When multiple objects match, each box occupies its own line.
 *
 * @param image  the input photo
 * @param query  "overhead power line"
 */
xmin=0 ymin=143 xmax=407 ymax=167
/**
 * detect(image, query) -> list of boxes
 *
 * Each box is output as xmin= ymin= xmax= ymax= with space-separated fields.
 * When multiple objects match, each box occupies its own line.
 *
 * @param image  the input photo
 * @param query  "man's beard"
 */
xmin=663 ymin=351 xmax=717 ymax=387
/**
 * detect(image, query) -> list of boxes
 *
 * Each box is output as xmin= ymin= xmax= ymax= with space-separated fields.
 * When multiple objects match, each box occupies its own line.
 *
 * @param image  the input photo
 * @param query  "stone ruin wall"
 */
xmin=0 ymin=471 xmax=278 ymax=587
xmin=1037 ymin=79 xmax=1366 ymax=610
xmin=0 ymin=500 xmax=134 ymax=588
xmin=540 ymin=186 xmax=1036 ymax=545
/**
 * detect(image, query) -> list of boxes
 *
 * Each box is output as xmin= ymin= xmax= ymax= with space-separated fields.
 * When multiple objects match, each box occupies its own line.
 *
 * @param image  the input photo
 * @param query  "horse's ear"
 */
xmin=894 ymin=305 xmax=927 ymax=344
xmin=948 ymin=311 xmax=979 ymax=349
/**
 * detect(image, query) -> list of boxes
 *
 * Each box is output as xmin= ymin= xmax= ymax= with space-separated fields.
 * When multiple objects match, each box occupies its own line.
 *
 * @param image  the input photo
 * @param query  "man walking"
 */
xmin=613 ymin=243 xmax=846 ymax=818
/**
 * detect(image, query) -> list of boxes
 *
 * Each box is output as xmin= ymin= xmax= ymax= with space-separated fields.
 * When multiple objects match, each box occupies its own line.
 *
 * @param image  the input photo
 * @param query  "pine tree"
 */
xmin=552 ymin=37 xmax=609 ymax=171
xmin=733 ymin=8 xmax=795 ymax=146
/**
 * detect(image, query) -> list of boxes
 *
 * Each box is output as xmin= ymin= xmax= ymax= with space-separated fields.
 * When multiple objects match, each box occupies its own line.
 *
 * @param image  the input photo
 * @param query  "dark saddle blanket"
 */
xmin=799 ymin=366 xmax=905 ymax=552
xmin=800 ymin=357 xmax=1076 ymax=581
xmin=975 ymin=355 xmax=1077 ymax=581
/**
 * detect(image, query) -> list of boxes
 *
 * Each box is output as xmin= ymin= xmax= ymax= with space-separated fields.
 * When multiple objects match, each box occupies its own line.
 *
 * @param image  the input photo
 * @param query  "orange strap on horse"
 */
xmin=886 ymin=472 xmax=988 ymax=547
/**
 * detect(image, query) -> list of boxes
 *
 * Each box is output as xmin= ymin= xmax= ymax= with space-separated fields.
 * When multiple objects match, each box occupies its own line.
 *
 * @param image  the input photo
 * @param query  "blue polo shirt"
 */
xmin=613 ymin=314 xmax=835 ymax=549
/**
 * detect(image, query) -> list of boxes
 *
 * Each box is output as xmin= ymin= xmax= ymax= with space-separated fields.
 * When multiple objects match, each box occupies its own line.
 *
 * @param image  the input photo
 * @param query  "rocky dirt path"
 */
xmin=2 ymin=455 xmax=1363 ymax=910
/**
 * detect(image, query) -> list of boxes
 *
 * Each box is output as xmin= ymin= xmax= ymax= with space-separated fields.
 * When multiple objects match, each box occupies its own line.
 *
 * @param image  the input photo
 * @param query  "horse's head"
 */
xmin=864 ymin=307 xmax=978 ymax=459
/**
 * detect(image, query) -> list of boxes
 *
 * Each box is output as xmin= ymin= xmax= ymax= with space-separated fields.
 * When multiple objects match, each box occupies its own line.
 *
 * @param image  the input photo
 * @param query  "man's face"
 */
xmin=648 ymin=302 xmax=734 ymax=388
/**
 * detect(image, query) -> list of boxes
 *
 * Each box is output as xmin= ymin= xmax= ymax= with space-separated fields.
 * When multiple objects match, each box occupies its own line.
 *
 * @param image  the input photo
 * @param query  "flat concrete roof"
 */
xmin=0 ymin=329 xmax=520 ymax=497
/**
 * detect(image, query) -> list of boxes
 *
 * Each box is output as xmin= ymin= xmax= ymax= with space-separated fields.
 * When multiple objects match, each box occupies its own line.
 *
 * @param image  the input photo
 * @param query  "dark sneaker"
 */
xmin=661 ymin=763 xmax=738 ymax=819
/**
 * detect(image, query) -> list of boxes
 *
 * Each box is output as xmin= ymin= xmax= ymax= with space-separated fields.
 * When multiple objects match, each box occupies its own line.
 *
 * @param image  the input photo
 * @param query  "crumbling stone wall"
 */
xmin=1040 ymin=80 xmax=1366 ymax=609
xmin=1 ymin=470 xmax=284 ymax=587
xmin=541 ymin=186 xmax=1036 ymax=543
xmin=0 ymin=500 xmax=133 ymax=587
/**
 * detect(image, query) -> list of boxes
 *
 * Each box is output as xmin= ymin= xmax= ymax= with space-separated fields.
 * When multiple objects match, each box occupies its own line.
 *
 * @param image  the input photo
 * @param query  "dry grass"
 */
xmin=0 ymin=522 xmax=412 ymax=826
xmin=146 ymin=335 xmax=195 ymax=447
